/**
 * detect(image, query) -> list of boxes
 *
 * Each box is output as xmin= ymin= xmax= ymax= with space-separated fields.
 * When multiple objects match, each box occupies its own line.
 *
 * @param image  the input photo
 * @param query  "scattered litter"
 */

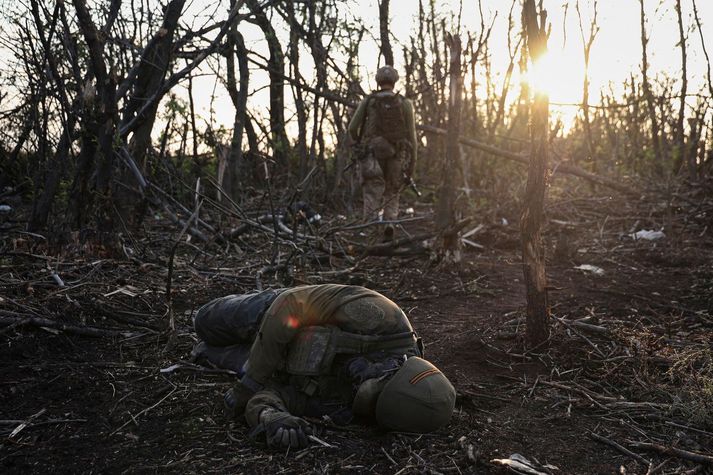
xmin=405 ymin=207 xmax=415 ymax=215
xmin=491 ymin=453 xmax=559 ymax=475
xmin=0 ymin=204 xmax=12 ymax=213
xmin=501 ymin=218 xmax=509 ymax=226
xmin=630 ymin=229 xmax=665 ymax=241
xmin=574 ymin=264 xmax=605 ymax=275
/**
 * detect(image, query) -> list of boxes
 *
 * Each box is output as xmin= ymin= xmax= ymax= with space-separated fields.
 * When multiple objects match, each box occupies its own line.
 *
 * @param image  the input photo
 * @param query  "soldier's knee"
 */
xmin=193 ymin=300 xmax=216 ymax=341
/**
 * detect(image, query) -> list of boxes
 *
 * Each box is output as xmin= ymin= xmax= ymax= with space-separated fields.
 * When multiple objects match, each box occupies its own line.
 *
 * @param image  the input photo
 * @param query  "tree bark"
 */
xmin=674 ymin=0 xmax=688 ymax=171
xmin=70 ymin=0 xmax=118 ymax=234
xmin=521 ymin=0 xmax=550 ymax=348
xmin=378 ymin=0 xmax=394 ymax=65
xmin=285 ymin=1 xmax=308 ymax=180
xmin=124 ymin=0 xmax=186 ymax=168
xmin=576 ymin=0 xmax=599 ymax=174
xmin=639 ymin=0 xmax=663 ymax=170
xmin=246 ymin=0 xmax=288 ymax=167
xmin=435 ymin=34 xmax=463 ymax=263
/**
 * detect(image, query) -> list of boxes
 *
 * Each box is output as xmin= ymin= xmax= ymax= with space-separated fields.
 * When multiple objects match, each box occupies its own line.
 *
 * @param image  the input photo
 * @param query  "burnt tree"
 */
xmin=521 ymin=0 xmax=550 ymax=347
xmin=378 ymin=0 xmax=394 ymax=66
xmin=435 ymin=34 xmax=463 ymax=263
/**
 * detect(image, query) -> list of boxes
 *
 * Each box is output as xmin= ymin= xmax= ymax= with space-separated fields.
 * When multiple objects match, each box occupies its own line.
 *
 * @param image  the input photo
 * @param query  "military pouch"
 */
xmin=369 ymin=136 xmax=396 ymax=160
xmin=285 ymin=326 xmax=338 ymax=376
xmin=359 ymin=154 xmax=383 ymax=180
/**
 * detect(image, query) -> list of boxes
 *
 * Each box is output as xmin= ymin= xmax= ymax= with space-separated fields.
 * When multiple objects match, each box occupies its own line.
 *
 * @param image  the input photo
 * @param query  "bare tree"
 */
xmin=639 ymin=0 xmax=663 ymax=169
xmin=245 ymin=0 xmax=288 ymax=167
xmin=435 ymin=34 xmax=463 ymax=263
xmin=674 ymin=0 xmax=688 ymax=170
xmin=576 ymin=0 xmax=599 ymax=172
xmin=521 ymin=0 xmax=550 ymax=347
xmin=378 ymin=0 xmax=394 ymax=66
xmin=692 ymin=0 xmax=713 ymax=100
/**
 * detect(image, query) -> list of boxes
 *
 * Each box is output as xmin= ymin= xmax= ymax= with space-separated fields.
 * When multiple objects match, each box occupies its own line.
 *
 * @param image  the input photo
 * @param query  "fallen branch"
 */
xmin=628 ymin=442 xmax=713 ymax=466
xmin=589 ymin=432 xmax=651 ymax=467
xmin=557 ymin=317 xmax=610 ymax=336
xmin=0 ymin=317 xmax=132 ymax=338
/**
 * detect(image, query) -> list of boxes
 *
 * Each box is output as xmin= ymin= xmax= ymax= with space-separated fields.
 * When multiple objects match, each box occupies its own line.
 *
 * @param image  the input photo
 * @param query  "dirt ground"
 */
xmin=1 ymin=181 xmax=712 ymax=474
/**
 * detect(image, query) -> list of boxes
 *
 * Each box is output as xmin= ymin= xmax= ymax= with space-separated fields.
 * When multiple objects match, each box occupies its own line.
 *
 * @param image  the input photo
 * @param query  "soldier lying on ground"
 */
xmin=192 ymin=284 xmax=456 ymax=450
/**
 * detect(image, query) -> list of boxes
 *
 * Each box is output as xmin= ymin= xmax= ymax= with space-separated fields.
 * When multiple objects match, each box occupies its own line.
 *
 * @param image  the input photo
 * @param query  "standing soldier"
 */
xmin=348 ymin=66 xmax=417 ymax=241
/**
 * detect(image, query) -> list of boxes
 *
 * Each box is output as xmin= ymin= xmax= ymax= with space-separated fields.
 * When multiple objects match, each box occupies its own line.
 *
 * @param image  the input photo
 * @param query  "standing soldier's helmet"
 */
xmin=375 ymin=66 xmax=399 ymax=85
xmin=373 ymin=357 xmax=456 ymax=433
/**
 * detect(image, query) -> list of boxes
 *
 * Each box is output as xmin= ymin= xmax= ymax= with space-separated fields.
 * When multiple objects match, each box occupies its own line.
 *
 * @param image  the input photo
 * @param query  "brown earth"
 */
xmin=1 ymin=183 xmax=712 ymax=474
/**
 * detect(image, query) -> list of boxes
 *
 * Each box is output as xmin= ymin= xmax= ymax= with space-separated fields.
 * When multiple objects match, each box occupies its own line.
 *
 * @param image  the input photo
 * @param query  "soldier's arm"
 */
xmin=347 ymin=98 xmax=369 ymax=141
xmin=245 ymin=389 xmax=290 ymax=428
xmin=241 ymin=292 xmax=304 ymax=387
xmin=245 ymin=388 xmax=312 ymax=449
xmin=403 ymin=98 xmax=417 ymax=176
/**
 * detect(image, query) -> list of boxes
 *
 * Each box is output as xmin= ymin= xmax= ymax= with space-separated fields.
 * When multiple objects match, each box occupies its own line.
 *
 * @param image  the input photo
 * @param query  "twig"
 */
xmin=110 ymin=387 xmax=179 ymax=436
xmin=166 ymin=200 xmax=203 ymax=331
xmin=308 ymin=434 xmax=336 ymax=448
xmin=381 ymin=446 xmax=398 ymax=466
xmin=589 ymin=431 xmax=651 ymax=467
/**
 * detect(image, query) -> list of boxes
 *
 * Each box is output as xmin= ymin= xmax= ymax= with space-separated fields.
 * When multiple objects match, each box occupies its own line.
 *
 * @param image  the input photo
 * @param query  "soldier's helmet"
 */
xmin=374 ymin=357 xmax=456 ymax=433
xmin=375 ymin=65 xmax=399 ymax=85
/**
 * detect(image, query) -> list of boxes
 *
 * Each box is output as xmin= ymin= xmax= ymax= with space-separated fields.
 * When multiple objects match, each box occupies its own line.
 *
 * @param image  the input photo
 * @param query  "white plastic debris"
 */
xmin=501 ymin=218 xmax=509 ymax=226
xmin=0 ymin=204 xmax=12 ymax=214
xmin=405 ymin=207 xmax=415 ymax=215
xmin=630 ymin=229 xmax=665 ymax=241
xmin=574 ymin=264 xmax=605 ymax=275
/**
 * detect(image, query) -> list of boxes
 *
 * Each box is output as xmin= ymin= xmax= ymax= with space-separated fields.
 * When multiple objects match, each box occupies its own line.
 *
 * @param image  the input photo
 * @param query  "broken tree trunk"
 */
xmin=435 ymin=34 xmax=463 ymax=264
xmin=521 ymin=0 xmax=550 ymax=347
xmin=378 ymin=0 xmax=394 ymax=66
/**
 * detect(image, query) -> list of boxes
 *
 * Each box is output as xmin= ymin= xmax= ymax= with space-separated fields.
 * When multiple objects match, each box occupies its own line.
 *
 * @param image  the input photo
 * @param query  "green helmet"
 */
xmin=374 ymin=357 xmax=456 ymax=433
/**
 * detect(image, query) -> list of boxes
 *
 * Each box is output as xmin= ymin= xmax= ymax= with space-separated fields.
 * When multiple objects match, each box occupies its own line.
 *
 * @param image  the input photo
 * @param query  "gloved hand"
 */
xmin=223 ymin=380 xmax=256 ymax=420
xmin=259 ymin=408 xmax=312 ymax=450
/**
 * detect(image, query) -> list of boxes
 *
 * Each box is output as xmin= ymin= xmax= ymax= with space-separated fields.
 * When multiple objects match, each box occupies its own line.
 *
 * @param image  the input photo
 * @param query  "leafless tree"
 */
xmin=521 ymin=0 xmax=550 ymax=347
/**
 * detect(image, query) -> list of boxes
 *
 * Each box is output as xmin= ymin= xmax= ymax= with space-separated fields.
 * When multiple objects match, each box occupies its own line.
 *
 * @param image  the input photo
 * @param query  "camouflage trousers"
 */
xmin=359 ymin=152 xmax=403 ymax=222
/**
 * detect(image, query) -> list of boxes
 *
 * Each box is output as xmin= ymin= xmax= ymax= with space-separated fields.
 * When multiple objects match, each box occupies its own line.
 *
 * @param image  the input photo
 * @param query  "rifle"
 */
xmin=344 ymin=143 xmax=369 ymax=172
xmin=403 ymin=174 xmax=422 ymax=197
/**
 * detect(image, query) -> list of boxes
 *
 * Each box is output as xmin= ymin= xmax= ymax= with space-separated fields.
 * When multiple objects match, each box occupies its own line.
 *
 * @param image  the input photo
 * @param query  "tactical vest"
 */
xmin=363 ymin=92 xmax=408 ymax=146
xmin=285 ymin=325 xmax=421 ymax=382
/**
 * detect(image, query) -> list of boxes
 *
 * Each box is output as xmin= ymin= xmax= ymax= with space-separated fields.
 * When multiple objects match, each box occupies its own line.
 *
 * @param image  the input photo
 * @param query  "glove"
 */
xmin=223 ymin=380 xmax=256 ymax=420
xmin=259 ymin=408 xmax=312 ymax=450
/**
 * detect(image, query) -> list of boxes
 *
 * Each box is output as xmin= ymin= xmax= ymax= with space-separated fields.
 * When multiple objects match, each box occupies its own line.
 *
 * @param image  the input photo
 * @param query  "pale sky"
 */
xmin=189 ymin=0 xmax=713 ymax=133
xmin=1 ymin=0 xmax=711 ymax=141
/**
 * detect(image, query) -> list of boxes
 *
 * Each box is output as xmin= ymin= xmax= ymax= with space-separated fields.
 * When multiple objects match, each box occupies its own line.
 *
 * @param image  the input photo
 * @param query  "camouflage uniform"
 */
xmin=193 ymin=285 xmax=422 ymax=432
xmin=348 ymin=90 xmax=417 ymax=223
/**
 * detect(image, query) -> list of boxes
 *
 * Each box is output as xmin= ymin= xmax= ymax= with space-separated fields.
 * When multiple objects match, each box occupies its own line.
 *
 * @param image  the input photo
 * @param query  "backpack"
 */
xmin=362 ymin=92 xmax=408 ymax=146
